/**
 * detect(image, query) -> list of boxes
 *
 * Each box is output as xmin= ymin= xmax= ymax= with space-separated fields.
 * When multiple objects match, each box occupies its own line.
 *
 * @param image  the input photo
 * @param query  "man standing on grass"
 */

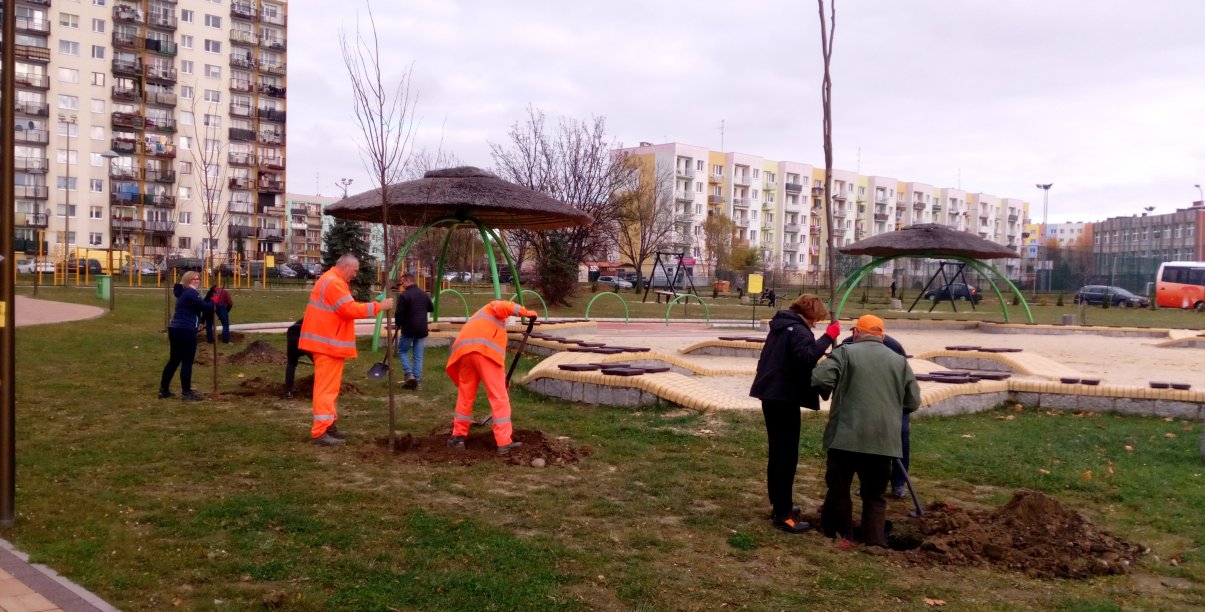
xmin=299 ymin=254 xmax=393 ymax=446
xmin=394 ymin=272 xmax=434 ymax=390
xmin=811 ymin=315 xmax=920 ymax=546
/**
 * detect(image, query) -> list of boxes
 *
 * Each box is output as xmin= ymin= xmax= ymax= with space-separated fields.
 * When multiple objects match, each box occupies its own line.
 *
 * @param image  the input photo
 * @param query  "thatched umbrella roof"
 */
xmin=323 ymin=166 xmax=591 ymax=230
xmin=839 ymin=223 xmax=1018 ymax=259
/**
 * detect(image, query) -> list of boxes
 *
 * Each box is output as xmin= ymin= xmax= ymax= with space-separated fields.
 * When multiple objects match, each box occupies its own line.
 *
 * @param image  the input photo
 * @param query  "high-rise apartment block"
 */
xmin=618 ymin=142 xmax=1029 ymax=282
xmin=6 ymin=0 xmax=288 ymax=266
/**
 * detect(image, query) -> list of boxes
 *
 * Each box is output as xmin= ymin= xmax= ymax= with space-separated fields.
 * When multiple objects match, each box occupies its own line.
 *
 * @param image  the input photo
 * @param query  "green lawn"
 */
xmin=7 ymin=287 xmax=1204 ymax=610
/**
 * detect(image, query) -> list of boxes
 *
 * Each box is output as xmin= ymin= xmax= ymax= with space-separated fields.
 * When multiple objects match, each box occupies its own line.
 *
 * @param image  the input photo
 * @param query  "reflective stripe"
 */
xmin=511 ymin=303 xmax=521 ymax=316
xmin=332 ymin=295 xmax=353 ymax=309
xmin=313 ymin=414 xmax=335 ymax=421
xmin=299 ymin=331 xmax=358 ymax=348
xmin=307 ymin=299 xmax=340 ymax=312
xmin=451 ymin=336 xmax=505 ymax=357
xmin=453 ymin=413 xmax=475 ymax=422
xmin=492 ymin=417 xmax=511 ymax=424
xmin=468 ymin=312 xmax=505 ymax=331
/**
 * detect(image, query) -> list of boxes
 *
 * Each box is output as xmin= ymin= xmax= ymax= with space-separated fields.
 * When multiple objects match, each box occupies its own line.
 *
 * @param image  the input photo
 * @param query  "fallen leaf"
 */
xmin=924 ymin=598 xmax=947 ymax=607
xmin=1164 ymin=433 xmax=1176 ymax=439
xmin=1163 ymin=417 xmax=1174 ymax=422
xmin=1039 ymin=468 xmax=1051 ymax=475
xmin=237 ymin=373 xmax=245 ymax=378
xmin=1014 ymin=404 xmax=1024 ymax=411
xmin=960 ymin=433 xmax=975 ymax=439
xmin=1081 ymin=470 xmax=1093 ymax=480
xmin=1124 ymin=445 xmax=1135 ymax=452
xmin=1106 ymin=464 xmax=1115 ymax=476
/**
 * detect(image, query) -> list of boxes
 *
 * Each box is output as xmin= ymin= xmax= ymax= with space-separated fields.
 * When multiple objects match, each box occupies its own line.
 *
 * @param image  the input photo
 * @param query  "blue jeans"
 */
xmin=890 ymin=413 xmax=912 ymax=489
xmin=397 ymin=336 xmax=426 ymax=380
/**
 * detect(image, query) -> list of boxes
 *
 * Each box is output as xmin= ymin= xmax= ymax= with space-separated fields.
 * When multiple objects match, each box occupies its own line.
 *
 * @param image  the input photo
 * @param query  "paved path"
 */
xmin=7 ymin=297 xmax=115 ymax=611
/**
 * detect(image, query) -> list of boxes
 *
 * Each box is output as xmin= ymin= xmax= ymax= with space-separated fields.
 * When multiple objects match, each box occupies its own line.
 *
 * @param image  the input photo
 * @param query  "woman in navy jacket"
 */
xmin=159 ymin=271 xmax=214 ymax=400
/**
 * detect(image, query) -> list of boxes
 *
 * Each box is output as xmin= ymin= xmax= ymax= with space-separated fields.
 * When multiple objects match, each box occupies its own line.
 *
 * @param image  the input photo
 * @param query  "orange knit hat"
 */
xmin=854 ymin=314 xmax=885 ymax=336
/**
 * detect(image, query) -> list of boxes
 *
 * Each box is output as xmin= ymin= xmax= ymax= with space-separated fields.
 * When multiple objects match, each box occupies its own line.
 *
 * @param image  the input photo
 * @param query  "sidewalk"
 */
xmin=12 ymin=297 xmax=105 ymax=328
xmin=0 ymin=540 xmax=116 ymax=611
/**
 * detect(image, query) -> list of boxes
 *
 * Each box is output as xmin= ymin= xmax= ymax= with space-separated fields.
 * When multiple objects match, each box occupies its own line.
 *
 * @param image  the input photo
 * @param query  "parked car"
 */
xmin=303 ymin=263 xmax=324 ymax=277
xmin=16 ymin=258 xmax=54 ymax=274
xmin=211 ymin=262 xmax=245 ymax=276
xmin=1073 ymin=285 xmax=1150 ymax=308
xmin=443 ymin=271 xmax=473 ymax=282
xmin=274 ymin=265 xmax=299 ymax=279
xmin=59 ymin=258 xmax=104 ymax=275
xmin=164 ymin=257 xmax=204 ymax=274
xmin=120 ymin=261 xmax=160 ymax=275
xmin=286 ymin=262 xmax=317 ymax=279
xmin=923 ymin=282 xmax=981 ymax=304
xmin=597 ymin=275 xmax=633 ymax=290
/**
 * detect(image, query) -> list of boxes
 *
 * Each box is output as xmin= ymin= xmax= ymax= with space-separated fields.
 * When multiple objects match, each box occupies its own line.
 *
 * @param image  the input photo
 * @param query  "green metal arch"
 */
xmin=371 ymin=215 xmax=459 ymax=352
xmin=437 ymin=289 xmax=470 ymax=320
xmin=585 ymin=291 xmax=629 ymax=323
xmin=832 ymin=254 xmax=1033 ymax=324
xmin=664 ymin=294 xmax=711 ymax=326
xmin=507 ymin=289 xmax=548 ymax=321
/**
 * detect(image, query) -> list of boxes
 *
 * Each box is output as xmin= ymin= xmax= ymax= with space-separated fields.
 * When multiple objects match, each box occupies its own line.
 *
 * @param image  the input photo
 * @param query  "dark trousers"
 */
xmin=283 ymin=320 xmax=311 ymax=397
xmin=761 ymin=400 xmax=801 ymax=518
xmin=890 ymin=413 xmax=911 ymax=489
xmin=161 ymin=327 xmax=198 ymax=393
xmin=821 ymin=448 xmax=892 ymax=546
xmin=204 ymin=305 xmax=231 ymax=343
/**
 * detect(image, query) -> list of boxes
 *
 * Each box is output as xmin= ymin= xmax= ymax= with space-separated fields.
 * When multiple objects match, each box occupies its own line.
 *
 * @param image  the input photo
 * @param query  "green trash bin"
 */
xmin=96 ymin=275 xmax=111 ymax=300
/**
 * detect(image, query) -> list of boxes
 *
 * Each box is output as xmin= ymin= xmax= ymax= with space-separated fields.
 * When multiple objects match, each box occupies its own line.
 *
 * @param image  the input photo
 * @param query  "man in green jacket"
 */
xmin=811 ymin=314 xmax=921 ymax=546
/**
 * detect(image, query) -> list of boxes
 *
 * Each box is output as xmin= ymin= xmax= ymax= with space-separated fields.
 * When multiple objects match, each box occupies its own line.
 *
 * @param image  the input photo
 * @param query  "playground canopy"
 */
xmin=323 ymin=166 xmax=592 ymax=230
xmin=839 ymin=223 xmax=1018 ymax=260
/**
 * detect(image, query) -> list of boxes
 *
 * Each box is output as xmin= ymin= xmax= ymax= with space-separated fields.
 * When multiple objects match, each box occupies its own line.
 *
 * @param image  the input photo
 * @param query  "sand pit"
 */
xmin=375 ymin=427 xmax=591 ymax=466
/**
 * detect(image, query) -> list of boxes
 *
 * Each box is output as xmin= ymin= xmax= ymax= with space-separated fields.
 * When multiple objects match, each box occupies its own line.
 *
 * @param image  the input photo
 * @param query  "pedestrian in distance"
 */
xmin=811 ymin=315 xmax=921 ymax=547
xmin=445 ymin=300 xmax=538 ymax=456
xmin=159 ymin=271 xmax=214 ymax=401
xmin=203 ymin=283 xmax=235 ymax=344
xmin=890 ymin=279 xmax=897 ymax=299
xmin=299 ymin=254 xmax=394 ymax=446
xmin=394 ymin=272 xmax=434 ymax=390
xmin=765 ymin=288 xmax=777 ymax=308
xmin=749 ymin=294 xmax=841 ymax=533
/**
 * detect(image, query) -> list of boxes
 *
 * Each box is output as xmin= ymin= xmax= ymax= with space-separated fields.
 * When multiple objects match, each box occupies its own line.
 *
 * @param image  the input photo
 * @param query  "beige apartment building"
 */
xmin=6 ymin=0 xmax=288 ymax=266
xmin=619 ymin=142 xmax=1029 ymax=284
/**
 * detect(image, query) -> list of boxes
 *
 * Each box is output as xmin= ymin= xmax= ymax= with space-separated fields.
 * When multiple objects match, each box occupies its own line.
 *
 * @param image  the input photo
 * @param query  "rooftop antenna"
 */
xmin=315 ymin=172 xmax=320 ymax=196
xmin=719 ymin=119 xmax=725 ymax=151
xmin=957 ymin=168 xmax=962 ymax=190
xmin=856 ymin=146 xmax=861 ymax=173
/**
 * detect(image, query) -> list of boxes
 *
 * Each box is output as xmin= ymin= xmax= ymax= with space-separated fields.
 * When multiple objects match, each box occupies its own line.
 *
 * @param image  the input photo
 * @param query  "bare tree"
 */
xmin=611 ymin=156 xmax=680 ymax=291
xmin=341 ymin=0 xmax=418 ymax=447
xmin=703 ymin=213 xmax=736 ymax=282
xmin=818 ymin=0 xmax=837 ymax=309
xmin=490 ymin=106 xmax=629 ymax=305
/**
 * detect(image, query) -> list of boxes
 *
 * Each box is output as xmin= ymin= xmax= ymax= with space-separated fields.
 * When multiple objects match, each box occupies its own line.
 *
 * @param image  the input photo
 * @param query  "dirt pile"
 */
xmin=236 ymin=375 xmax=362 ymax=398
xmin=229 ymin=340 xmax=286 ymax=365
xmin=377 ymin=427 xmax=590 ymax=466
xmin=900 ymin=490 xmax=1143 ymax=578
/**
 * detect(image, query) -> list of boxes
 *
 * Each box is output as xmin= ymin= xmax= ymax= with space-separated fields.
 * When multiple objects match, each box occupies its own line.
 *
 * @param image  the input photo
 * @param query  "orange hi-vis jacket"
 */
xmin=299 ymin=269 xmax=382 ymax=359
xmin=446 ymin=300 xmax=536 ymax=381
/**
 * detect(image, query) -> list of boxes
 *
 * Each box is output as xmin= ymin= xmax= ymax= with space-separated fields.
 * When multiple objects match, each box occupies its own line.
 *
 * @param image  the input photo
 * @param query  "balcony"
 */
xmin=230 ymin=79 xmax=254 ymax=93
xmin=257 ymin=131 xmax=285 ymax=146
xmin=15 ymin=44 xmax=51 ymax=64
xmin=230 ymin=29 xmax=258 ymax=45
xmin=763 ymin=180 xmax=777 ymax=190
xmin=707 ymin=173 xmax=723 ymax=184
xmin=145 ymin=65 xmax=177 ymax=83
xmin=16 ymin=157 xmax=49 ymax=173
xmin=16 ymin=185 xmax=49 ymax=199
xmin=1008 ymin=214 xmax=1019 ymax=223
xmin=832 ymin=191 xmax=847 ymax=201
xmin=146 ymin=169 xmax=176 ymax=183
xmin=14 ymin=238 xmax=48 ymax=254
xmin=229 ymin=152 xmax=255 ymax=166
xmin=112 ymin=58 xmax=143 ymax=77
xmin=778 ymin=182 xmax=799 ymax=193
xmin=874 ymin=213 xmax=890 ymax=221
xmin=733 ymin=218 xmax=749 ymax=228
xmin=257 ymin=82 xmax=287 ymax=98
xmin=15 ymin=73 xmax=50 ymax=90
xmin=229 ymin=177 xmax=257 ymax=190
xmin=259 ymin=62 xmax=286 ymax=76
xmin=260 ymin=38 xmax=287 ymax=51
xmin=733 ymin=175 xmax=751 ymax=186
xmin=257 ymin=228 xmax=285 ymax=241
xmin=231 ymin=3 xmax=258 ymax=20
xmin=782 ymin=242 xmax=798 ymax=252
xmin=111 ymin=85 xmax=142 ymax=102
xmin=230 ymin=54 xmax=256 ymax=70
xmin=112 ymin=30 xmax=140 ymax=50
xmin=19 ymin=212 xmax=50 ymax=228
xmin=111 ymin=218 xmax=143 ymax=231
xmin=145 ymin=220 xmax=177 ymax=234
xmin=256 ymin=108 xmax=287 ymax=123
xmin=931 ymin=203 xmax=942 ymax=212
xmin=108 ymin=166 xmax=139 ymax=180
xmin=783 ymin=223 xmax=802 ymax=233
xmin=148 ymin=142 xmax=177 ymax=158
xmin=229 ymin=225 xmax=256 ymax=239
xmin=832 ymin=207 xmax=846 ymax=219
xmin=732 ymin=198 xmax=750 ymax=209
xmin=147 ymin=13 xmax=178 ymax=31
xmin=229 ymin=103 xmax=254 ymax=119
xmin=913 ymin=200 xmax=925 ymax=210
xmin=113 ymin=5 xmax=144 ymax=24
xmin=145 ymin=38 xmax=178 ymax=56
xmin=17 ymin=17 xmax=51 ymax=34
xmin=146 ymin=91 xmax=177 ymax=106
xmin=147 ymin=194 xmax=176 ymax=208
xmin=675 ymin=167 xmax=693 ymax=179
xmin=259 ymin=157 xmax=285 ymax=170
xmin=145 ymin=116 xmax=177 ymax=133
xmin=14 ymin=100 xmax=48 ymax=119
xmin=260 ymin=11 xmax=286 ymax=26
xmin=228 ymin=201 xmax=255 ymax=214
xmin=809 ymin=225 xmax=822 ymax=235
xmin=258 ymin=178 xmax=285 ymax=193
xmin=15 ymin=129 xmax=49 ymax=144
xmin=674 ymin=191 xmax=692 ymax=203
xmin=111 ymin=111 xmax=145 ymax=130
xmin=832 ymin=227 xmax=846 ymax=237
xmin=229 ymin=127 xmax=256 ymax=142
xmin=707 ymin=195 xmax=725 ymax=205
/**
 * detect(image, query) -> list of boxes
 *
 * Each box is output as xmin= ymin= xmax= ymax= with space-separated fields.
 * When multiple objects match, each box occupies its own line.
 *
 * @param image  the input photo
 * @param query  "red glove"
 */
xmin=825 ymin=320 xmax=841 ymax=340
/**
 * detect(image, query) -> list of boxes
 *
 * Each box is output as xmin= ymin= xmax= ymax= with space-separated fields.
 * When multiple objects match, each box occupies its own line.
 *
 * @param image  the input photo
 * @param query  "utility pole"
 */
xmin=337 ymin=178 xmax=353 ymax=199
xmin=59 ymin=114 xmax=78 ymax=284
xmin=1 ymin=0 xmax=18 ymax=525
xmin=1036 ymin=183 xmax=1053 ymax=294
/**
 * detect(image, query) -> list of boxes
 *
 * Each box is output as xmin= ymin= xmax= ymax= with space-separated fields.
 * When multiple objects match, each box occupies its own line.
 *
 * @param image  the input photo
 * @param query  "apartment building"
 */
xmin=283 ymin=193 xmax=334 ymax=264
xmin=1092 ymin=204 xmax=1204 ymax=289
xmin=5 ymin=0 xmax=289 ymax=266
xmin=618 ymin=142 xmax=1030 ymax=283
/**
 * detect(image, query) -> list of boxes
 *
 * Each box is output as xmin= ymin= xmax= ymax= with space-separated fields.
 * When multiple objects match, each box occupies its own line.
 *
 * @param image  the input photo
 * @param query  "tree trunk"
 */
xmin=818 ymin=0 xmax=837 ymax=313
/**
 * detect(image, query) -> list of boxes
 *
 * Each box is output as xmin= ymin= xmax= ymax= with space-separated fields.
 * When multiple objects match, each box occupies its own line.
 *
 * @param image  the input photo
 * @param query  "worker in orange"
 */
xmin=299 ymin=253 xmax=393 ymax=446
xmin=446 ymin=300 xmax=538 ymax=455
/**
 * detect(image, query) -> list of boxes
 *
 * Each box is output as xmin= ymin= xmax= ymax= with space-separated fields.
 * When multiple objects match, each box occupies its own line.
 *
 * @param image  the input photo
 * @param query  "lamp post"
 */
xmin=1195 ymin=184 xmax=1203 ymax=205
xmin=59 ymin=114 xmax=77 ymax=285
xmin=100 ymin=150 xmax=120 ymax=311
xmin=1035 ymin=183 xmax=1053 ymax=293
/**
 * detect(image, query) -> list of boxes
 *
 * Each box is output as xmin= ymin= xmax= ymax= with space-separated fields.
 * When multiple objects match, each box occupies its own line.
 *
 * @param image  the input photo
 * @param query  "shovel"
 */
xmin=895 ymin=458 xmax=924 ymax=517
xmin=474 ymin=316 xmax=537 ymax=428
xmin=367 ymin=327 xmax=400 ymax=379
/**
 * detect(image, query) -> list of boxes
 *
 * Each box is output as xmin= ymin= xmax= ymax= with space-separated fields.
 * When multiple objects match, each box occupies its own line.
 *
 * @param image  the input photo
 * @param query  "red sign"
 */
xmin=680 ymin=257 xmax=696 ymax=266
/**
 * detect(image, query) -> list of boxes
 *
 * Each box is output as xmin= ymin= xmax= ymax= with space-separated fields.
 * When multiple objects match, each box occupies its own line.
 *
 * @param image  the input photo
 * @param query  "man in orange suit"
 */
xmin=446 ymin=300 xmax=538 ymax=455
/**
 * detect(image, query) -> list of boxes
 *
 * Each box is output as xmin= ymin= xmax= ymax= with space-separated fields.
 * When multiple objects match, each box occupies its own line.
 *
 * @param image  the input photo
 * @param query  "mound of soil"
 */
xmin=900 ymin=490 xmax=1143 ymax=579
xmin=376 ymin=427 xmax=591 ymax=466
xmin=236 ymin=375 xmax=362 ymax=398
xmin=229 ymin=340 xmax=286 ymax=365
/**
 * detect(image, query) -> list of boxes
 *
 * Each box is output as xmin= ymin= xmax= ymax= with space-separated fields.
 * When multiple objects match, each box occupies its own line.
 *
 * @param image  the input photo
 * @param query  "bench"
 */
xmin=654 ymin=290 xmax=677 ymax=303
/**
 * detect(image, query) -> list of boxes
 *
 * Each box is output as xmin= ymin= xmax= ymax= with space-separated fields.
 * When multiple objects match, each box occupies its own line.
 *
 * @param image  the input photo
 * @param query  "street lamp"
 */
xmin=1035 ymin=183 xmax=1053 ymax=293
xmin=1195 ymin=184 xmax=1203 ymax=205
xmin=59 ymin=114 xmax=77 ymax=285
xmin=100 ymin=149 xmax=120 ymax=311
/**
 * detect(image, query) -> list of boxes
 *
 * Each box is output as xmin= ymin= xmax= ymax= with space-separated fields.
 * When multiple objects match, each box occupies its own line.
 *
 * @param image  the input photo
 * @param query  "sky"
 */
xmin=286 ymin=0 xmax=1205 ymax=223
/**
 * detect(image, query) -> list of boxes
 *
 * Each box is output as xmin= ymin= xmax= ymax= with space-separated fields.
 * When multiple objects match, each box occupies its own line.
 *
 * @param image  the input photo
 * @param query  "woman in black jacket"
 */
xmin=749 ymin=294 xmax=840 ymax=533
xmin=159 ymin=271 xmax=214 ymax=400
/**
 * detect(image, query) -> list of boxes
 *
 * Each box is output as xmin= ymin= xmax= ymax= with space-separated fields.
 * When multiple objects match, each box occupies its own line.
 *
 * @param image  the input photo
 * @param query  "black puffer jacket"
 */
xmin=394 ymin=284 xmax=434 ymax=338
xmin=749 ymin=310 xmax=833 ymax=409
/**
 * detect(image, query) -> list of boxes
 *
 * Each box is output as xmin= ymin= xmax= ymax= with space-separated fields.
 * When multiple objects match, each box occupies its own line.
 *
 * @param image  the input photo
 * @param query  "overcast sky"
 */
xmin=286 ymin=0 xmax=1205 ymax=223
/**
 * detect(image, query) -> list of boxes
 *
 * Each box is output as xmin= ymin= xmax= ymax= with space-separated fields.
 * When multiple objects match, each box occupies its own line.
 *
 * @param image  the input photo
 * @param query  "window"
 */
xmin=180 ymin=35 xmax=193 ymax=49
xmin=58 ymin=95 xmax=79 ymax=110
xmin=58 ymin=40 xmax=80 ymax=56
xmin=180 ymin=86 xmax=193 ymax=99
xmin=92 ymin=0 xmax=106 ymax=5
xmin=203 ymin=89 xmax=220 ymax=103
xmin=204 ymin=14 xmax=222 ymax=28
xmin=178 ymin=185 xmax=191 ymax=199
xmin=91 ymin=72 xmax=105 ymax=86
xmin=181 ymin=9 xmax=194 ymax=22
xmin=59 ymin=68 xmax=79 ymax=83
xmin=179 ymin=212 xmax=191 ymax=224
xmin=91 ymin=45 xmax=105 ymax=59
xmin=204 ymin=64 xmax=221 ymax=79
xmin=181 ymin=60 xmax=193 ymax=74
xmin=204 ymin=40 xmax=222 ymax=53
xmin=56 ymin=150 xmax=79 ymax=164
xmin=712 ymin=164 xmax=723 ymax=176
xmin=179 ymin=111 xmax=193 ymax=125
xmin=88 ymin=99 xmax=105 ymax=114
xmin=178 ymin=237 xmax=191 ymax=249
xmin=60 ymin=13 xmax=79 ymax=28
xmin=89 ymin=152 xmax=103 ymax=166
xmin=90 ymin=180 xmax=103 ymax=193
xmin=203 ymin=114 xmax=221 ymax=128
xmin=89 ymin=232 xmax=103 ymax=246
xmin=56 ymin=122 xmax=79 ymax=137
xmin=90 ymin=126 xmax=104 ymax=140
xmin=179 ymin=161 xmax=193 ymax=174
xmin=91 ymin=18 xmax=105 ymax=33
xmin=56 ymin=177 xmax=78 ymax=191
xmin=90 ymin=205 xmax=103 ymax=218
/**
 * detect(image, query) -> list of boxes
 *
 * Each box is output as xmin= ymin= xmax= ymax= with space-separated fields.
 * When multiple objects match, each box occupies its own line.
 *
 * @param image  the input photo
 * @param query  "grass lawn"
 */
xmin=7 ymin=287 xmax=1204 ymax=610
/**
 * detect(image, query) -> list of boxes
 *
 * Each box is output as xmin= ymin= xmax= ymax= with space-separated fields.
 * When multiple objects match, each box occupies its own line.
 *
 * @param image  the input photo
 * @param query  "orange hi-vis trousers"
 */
xmin=311 ymin=353 xmax=345 ymax=438
xmin=451 ymin=352 xmax=514 ymax=446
